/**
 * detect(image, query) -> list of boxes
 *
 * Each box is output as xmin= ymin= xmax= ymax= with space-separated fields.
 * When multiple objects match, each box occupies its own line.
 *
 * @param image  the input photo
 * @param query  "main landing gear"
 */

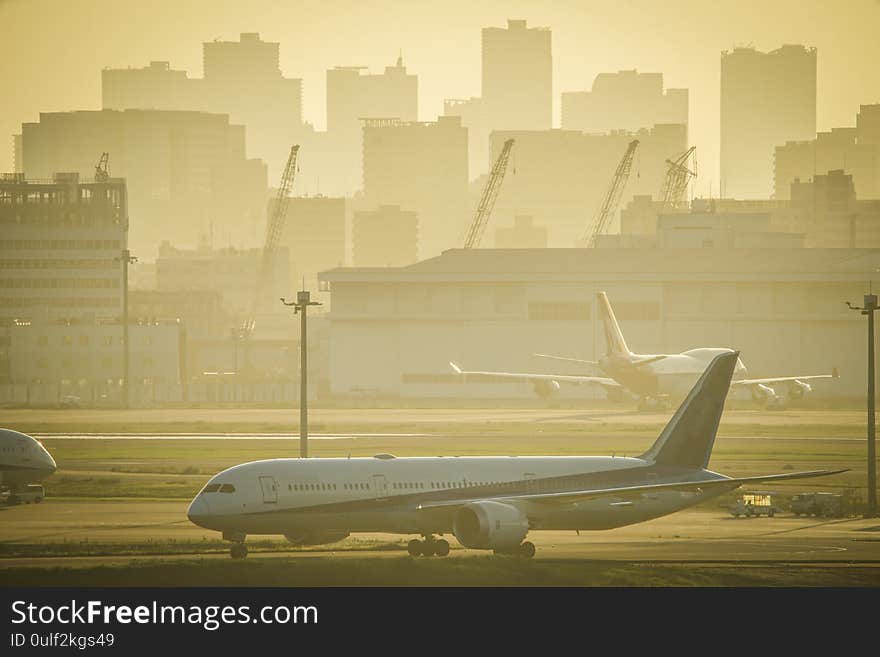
xmin=493 ymin=541 xmax=535 ymax=559
xmin=408 ymin=535 xmax=450 ymax=557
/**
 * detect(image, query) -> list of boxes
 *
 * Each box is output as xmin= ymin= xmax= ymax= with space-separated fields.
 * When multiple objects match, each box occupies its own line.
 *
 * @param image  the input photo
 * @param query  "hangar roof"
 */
xmin=320 ymin=248 xmax=880 ymax=282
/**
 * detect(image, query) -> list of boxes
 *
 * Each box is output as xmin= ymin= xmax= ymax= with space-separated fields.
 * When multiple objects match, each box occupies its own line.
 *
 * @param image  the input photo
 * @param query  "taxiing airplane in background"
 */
xmin=188 ymin=352 xmax=843 ymax=559
xmin=450 ymin=291 xmax=838 ymax=409
xmin=0 ymin=428 xmax=56 ymax=504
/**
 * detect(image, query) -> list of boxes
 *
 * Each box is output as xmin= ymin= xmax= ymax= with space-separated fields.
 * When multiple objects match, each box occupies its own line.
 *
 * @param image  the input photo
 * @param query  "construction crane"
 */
xmin=659 ymin=146 xmax=697 ymax=211
xmin=242 ymin=145 xmax=300 ymax=337
xmin=94 ymin=152 xmax=110 ymax=182
xmin=582 ymin=139 xmax=639 ymax=247
xmin=463 ymin=138 xmax=515 ymax=248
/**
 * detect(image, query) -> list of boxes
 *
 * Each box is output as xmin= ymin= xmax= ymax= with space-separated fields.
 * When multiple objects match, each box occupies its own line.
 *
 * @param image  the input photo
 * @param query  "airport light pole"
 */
xmin=116 ymin=249 xmax=137 ymax=409
xmin=846 ymin=293 xmax=878 ymax=517
xmin=282 ymin=289 xmax=321 ymax=458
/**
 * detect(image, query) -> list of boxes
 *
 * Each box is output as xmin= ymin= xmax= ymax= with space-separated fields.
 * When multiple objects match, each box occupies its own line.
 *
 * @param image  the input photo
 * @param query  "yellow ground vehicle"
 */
xmin=729 ymin=491 xmax=777 ymax=517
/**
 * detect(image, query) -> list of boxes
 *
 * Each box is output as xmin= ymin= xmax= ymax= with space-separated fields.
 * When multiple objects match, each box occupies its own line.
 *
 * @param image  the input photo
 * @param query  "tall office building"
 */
xmin=720 ymin=45 xmax=816 ymax=199
xmin=0 ymin=172 xmax=126 ymax=323
xmin=482 ymin=19 xmax=552 ymax=132
xmin=326 ymin=57 xmax=418 ymax=136
xmin=320 ymin=56 xmax=418 ymax=195
xmin=362 ymin=116 xmax=468 ymax=258
xmin=20 ymin=109 xmax=267 ymax=257
xmin=562 ymin=70 xmax=688 ymax=135
xmin=275 ymin=196 xmax=347 ymax=295
xmin=103 ymin=33 xmax=302 ymax=178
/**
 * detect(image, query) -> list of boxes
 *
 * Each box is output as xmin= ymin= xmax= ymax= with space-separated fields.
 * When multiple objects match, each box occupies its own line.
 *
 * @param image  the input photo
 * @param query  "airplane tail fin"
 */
xmin=639 ymin=351 xmax=738 ymax=469
xmin=597 ymin=291 xmax=631 ymax=357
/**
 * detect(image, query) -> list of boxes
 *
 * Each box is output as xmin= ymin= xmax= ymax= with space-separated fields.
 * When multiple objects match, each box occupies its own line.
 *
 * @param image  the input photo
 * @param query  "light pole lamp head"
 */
xmin=297 ymin=290 xmax=311 ymax=305
xmin=865 ymin=294 xmax=878 ymax=311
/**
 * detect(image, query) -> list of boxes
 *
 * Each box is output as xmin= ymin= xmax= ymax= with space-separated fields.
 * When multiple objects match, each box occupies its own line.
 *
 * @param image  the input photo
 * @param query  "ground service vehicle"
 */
xmin=730 ymin=491 xmax=777 ymax=517
xmin=791 ymin=491 xmax=860 ymax=518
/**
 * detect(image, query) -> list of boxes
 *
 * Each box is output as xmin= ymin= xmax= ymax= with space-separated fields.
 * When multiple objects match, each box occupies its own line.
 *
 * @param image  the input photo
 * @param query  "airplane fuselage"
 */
xmin=0 ymin=429 xmax=57 ymax=493
xmin=602 ymin=348 xmax=747 ymax=400
xmin=187 ymin=455 xmax=734 ymax=538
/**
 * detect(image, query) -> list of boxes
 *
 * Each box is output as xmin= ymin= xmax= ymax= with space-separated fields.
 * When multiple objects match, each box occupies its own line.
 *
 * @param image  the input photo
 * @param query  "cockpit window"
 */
xmin=203 ymin=483 xmax=221 ymax=493
xmin=219 ymin=484 xmax=236 ymax=493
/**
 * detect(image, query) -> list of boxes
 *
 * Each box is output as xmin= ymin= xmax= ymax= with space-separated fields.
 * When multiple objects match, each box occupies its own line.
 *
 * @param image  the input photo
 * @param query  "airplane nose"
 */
xmin=41 ymin=449 xmax=57 ymax=473
xmin=187 ymin=494 xmax=211 ymax=527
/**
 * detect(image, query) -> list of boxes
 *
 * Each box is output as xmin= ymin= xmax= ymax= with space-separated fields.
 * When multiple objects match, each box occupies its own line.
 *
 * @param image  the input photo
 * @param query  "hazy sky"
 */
xmin=2 ymin=0 xmax=879 ymax=195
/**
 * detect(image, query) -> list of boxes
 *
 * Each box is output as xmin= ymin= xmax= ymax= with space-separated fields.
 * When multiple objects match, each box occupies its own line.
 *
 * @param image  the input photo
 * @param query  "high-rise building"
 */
xmin=562 ymin=70 xmax=688 ymax=135
xmin=276 ymin=196 xmax=347 ymax=296
xmin=19 ymin=109 xmax=267 ymax=257
xmin=720 ymin=45 xmax=816 ymax=199
xmin=0 ymin=172 xmax=126 ymax=324
xmin=318 ymin=57 xmax=419 ymax=196
xmin=774 ymin=104 xmax=880 ymax=200
xmin=362 ymin=116 xmax=469 ymax=258
xmin=103 ymin=33 xmax=302 ymax=179
xmin=353 ymin=205 xmax=418 ymax=267
xmin=102 ymin=61 xmax=195 ymax=110
xmin=482 ymin=19 xmax=552 ymax=132
xmin=444 ymin=97 xmax=489 ymax=179
xmin=327 ymin=57 xmax=418 ymax=136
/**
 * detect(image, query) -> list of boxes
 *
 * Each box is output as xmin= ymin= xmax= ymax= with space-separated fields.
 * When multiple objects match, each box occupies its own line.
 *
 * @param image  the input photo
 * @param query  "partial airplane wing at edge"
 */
xmin=449 ymin=361 xmax=620 ymax=389
xmin=733 ymin=372 xmax=838 ymax=386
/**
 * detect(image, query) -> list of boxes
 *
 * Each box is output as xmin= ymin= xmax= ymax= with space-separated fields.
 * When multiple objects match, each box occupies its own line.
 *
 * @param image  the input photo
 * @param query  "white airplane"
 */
xmin=188 ymin=352 xmax=843 ymax=559
xmin=0 ymin=428 xmax=57 ymax=505
xmin=450 ymin=291 xmax=838 ymax=409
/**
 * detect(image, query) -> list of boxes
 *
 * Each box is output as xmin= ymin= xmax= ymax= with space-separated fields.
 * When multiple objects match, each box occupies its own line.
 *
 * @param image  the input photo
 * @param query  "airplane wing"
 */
xmin=416 ymin=469 xmax=848 ymax=512
xmin=449 ymin=361 xmax=620 ymax=389
xmin=732 ymin=372 xmax=838 ymax=387
xmin=533 ymin=353 xmax=600 ymax=368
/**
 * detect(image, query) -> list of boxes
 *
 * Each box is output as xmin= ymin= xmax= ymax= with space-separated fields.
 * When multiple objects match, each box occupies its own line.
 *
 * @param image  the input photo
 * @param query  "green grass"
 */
xmin=3 ymin=556 xmax=878 ymax=587
xmin=31 ymin=426 xmax=867 ymax=500
xmin=0 ymin=537 xmax=406 ymax=559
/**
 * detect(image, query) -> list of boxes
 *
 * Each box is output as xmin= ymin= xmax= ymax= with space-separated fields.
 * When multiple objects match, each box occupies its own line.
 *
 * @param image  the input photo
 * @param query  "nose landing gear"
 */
xmin=223 ymin=531 xmax=248 ymax=559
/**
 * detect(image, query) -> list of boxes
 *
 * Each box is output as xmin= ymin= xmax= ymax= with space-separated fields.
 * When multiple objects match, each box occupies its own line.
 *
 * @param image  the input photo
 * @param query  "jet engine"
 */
xmin=453 ymin=501 xmax=529 ymax=551
xmin=284 ymin=531 xmax=350 ymax=546
xmin=788 ymin=379 xmax=812 ymax=400
xmin=750 ymin=383 xmax=778 ymax=402
xmin=531 ymin=379 xmax=561 ymax=399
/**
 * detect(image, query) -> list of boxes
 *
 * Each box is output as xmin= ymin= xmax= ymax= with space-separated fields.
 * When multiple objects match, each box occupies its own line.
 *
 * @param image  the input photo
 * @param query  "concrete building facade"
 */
xmin=319 ymin=248 xmax=877 ymax=400
xmin=1 ymin=317 xmax=182 ymax=405
xmin=0 ymin=172 xmax=126 ymax=324
xmin=721 ymin=45 xmax=816 ymax=199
